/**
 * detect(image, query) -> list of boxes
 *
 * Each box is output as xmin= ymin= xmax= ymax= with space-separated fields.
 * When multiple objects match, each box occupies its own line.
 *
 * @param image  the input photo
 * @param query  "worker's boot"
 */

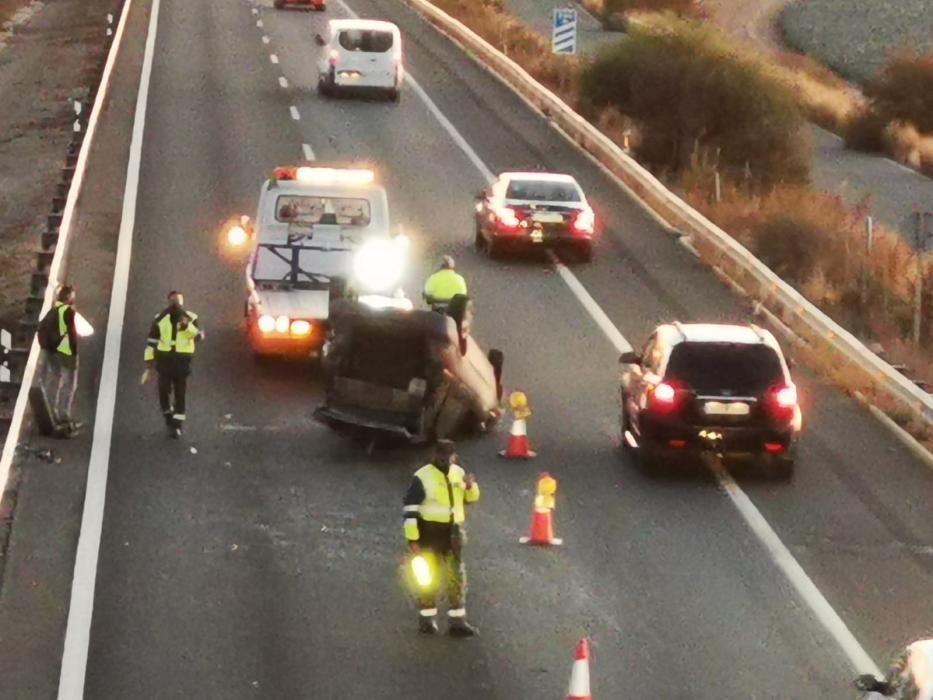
xmin=418 ymin=615 xmax=439 ymax=635
xmin=447 ymin=615 xmax=478 ymax=637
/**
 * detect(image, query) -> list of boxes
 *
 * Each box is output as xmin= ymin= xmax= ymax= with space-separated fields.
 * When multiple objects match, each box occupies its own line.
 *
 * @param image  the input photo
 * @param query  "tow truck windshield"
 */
xmin=275 ymin=195 xmax=371 ymax=226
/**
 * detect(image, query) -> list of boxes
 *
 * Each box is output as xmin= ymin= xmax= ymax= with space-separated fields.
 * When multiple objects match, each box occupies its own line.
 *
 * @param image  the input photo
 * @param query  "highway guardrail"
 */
xmin=401 ymin=0 xmax=933 ymax=429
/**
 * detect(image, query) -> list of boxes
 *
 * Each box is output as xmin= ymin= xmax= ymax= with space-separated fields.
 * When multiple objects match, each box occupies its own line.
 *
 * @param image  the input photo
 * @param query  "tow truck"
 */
xmin=224 ymin=165 xmax=409 ymax=360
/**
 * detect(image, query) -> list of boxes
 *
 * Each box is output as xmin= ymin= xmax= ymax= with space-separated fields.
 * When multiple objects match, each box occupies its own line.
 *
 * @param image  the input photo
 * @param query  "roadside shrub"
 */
xmin=865 ymin=50 xmax=933 ymax=134
xmin=844 ymin=106 xmax=887 ymax=152
xmin=580 ymin=19 xmax=808 ymax=187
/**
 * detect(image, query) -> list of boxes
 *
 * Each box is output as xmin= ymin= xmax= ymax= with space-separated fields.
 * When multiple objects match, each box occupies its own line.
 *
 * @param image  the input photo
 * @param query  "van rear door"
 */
xmin=335 ymin=28 xmax=395 ymax=83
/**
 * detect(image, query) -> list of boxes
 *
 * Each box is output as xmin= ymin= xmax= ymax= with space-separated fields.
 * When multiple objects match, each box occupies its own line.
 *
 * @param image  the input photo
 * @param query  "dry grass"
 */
xmin=430 ymin=0 xmax=586 ymax=106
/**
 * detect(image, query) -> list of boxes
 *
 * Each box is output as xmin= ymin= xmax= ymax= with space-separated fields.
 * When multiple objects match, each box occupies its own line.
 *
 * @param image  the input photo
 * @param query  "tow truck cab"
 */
xmin=314 ymin=296 xmax=504 ymax=443
xmin=235 ymin=166 xmax=392 ymax=359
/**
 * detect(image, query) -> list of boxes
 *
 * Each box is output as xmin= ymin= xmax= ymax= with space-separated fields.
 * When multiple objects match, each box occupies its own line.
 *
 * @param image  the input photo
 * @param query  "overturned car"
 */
xmin=313 ymin=295 xmax=503 ymax=443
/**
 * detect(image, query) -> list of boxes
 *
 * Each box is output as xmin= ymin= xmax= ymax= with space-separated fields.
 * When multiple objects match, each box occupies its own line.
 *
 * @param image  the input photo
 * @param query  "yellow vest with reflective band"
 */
xmin=54 ymin=302 xmax=73 ymax=356
xmin=404 ymin=463 xmax=480 ymax=541
xmin=144 ymin=311 xmax=200 ymax=362
xmin=423 ymin=270 xmax=467 ymax=302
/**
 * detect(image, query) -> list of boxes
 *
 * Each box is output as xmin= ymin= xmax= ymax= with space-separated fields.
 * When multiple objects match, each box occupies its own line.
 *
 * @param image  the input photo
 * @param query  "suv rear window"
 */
xmin=505 ymin=180 xmax=581 ymax=202
xmin=337 ymin=29 xmax=393 ymax=53
xmin=664 ymin=343 xmax=784 ymax=396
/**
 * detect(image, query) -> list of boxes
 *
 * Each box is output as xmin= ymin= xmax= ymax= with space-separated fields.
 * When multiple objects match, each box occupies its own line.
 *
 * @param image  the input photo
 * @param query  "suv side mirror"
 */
xmin=314 ymin=34 xmax=326 ymax=47
xmin=619 ymin=351 xmax=641 ymax=364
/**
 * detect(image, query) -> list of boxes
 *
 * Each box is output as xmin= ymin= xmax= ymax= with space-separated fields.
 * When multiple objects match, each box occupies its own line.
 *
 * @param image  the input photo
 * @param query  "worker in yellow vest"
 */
xmin=422 ymin=256 xmax=467 ymax=313
xmin=402 ymin=440 xmax=480 ymax=636
xmin=141 ymin=291 xmax=204 ymax=438
xmin=37 ymin=284 xmax=82 ymax=437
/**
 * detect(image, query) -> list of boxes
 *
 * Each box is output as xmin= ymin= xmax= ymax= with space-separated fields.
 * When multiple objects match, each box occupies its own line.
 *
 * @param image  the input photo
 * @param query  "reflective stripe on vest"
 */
xmin=413 ymin=463 xmax=472 ymax=525
xmin=156 ymin=312 xmax=199 ymax=355
xmin=55 ymin=303 xmax=72 ymax=356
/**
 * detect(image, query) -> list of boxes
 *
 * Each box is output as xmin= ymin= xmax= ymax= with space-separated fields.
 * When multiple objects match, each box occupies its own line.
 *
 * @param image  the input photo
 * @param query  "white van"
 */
xmin=315 ymin=19 xmax=403 ymax=101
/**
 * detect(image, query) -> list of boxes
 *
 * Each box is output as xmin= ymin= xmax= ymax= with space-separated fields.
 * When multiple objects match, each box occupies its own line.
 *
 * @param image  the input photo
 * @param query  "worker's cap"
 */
xmin=441 ymin=255 xmax=455 ymax=270
xmin=434 ymin=439 xmax=456 ymax=461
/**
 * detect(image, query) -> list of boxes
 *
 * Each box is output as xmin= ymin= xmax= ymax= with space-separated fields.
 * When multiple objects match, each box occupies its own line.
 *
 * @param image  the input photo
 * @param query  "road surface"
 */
xmin=2 ymin=0 xmax=933 ymax=697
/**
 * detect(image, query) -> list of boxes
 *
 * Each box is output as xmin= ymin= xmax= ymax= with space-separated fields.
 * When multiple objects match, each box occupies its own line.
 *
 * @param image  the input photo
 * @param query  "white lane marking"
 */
xmin=278 ymin=76 xmax=289 ymax=88
xmin=302 ymin=143 xmax=315 ymax=160
xmin=0 ymin=0 xmax=135 ymax=501
xmin=256 ymin=19 xmax=263 ymax=28
xmin=262 ymin=35 xmax=270 ymax=44
xmin=336 ymin=0 xmax=881 ymax=676
xmin=713 ymin=461 xmax=882 ymax=676
xmin=270 ymin=53 xmax=279 ymax=64
xmin=57 ymin=0 xmax=162 ymax=696
xmin=290 ymin=105 xmax=300 ymax=121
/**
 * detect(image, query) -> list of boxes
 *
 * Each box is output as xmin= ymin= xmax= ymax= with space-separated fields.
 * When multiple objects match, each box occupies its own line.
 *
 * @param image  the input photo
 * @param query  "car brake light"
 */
xmin=328 ymin=50 xmax=339 ymax=65
xmin=764 ymin=442 xmax=785 ymax=453
xmin=496 ymin=206 xmax=521 ymax=229
xmin=775 ymin=384 xmax=797 ymax=408
xmin=257 ymin=314 xmax=276 ymax=333
xmin=572 ymin=207 xmax=595 ymax=235
xmin=290 ymin=320 xmax=312 ymax=336
xmin=653 ymin=382 xmax=676 ymax=403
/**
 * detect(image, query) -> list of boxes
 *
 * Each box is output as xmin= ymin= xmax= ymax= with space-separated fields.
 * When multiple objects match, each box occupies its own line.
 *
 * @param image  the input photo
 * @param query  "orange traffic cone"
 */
xmin=499 ymin=391 xmax=536 ymax=459
xmin=566 ymin=638 xmax=592 ymax=700
xmin=520 ymin=473 xmax=562 ymax=546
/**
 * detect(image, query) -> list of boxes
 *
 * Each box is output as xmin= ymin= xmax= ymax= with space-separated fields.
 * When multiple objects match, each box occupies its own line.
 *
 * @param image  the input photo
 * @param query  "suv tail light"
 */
xmin=572 ymin=207 xmax=595 ymax=236
xmin=775 ymin=384 xmax=797 ymax=408
xmin=648 ymin=382 xmax=680 ymax=413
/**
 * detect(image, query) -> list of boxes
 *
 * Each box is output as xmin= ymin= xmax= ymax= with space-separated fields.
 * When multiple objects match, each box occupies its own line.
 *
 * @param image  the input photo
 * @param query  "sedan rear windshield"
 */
xmin=338 ymin=29 xmax=393 ymax=53
xmin=274 ymin=195 xmax=371 ymax=226
xmin=505 ymin=180 xmax=581 ymax=202
xmin=664 ymin=343 xmax=784 ymax=396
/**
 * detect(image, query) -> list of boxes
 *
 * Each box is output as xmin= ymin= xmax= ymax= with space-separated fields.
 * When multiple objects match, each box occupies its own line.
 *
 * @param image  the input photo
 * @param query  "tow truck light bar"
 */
xmin=272 ymin=166 xmax=375 ymax=186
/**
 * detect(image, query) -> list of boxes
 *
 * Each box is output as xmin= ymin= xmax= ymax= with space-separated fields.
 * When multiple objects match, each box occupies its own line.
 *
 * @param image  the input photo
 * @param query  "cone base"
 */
xmin=497 ymin=450 xmax=537 ymax=459
xmin=519 ymin=536 xmax=563 ymax=545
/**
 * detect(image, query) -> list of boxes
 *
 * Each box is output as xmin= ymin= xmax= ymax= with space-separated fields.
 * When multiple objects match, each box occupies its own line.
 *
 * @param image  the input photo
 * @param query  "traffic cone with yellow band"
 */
xmin=499 ymin=391 xmax=536 ymax=459
xmin=520 ymin=472 xmax=562 ymax=546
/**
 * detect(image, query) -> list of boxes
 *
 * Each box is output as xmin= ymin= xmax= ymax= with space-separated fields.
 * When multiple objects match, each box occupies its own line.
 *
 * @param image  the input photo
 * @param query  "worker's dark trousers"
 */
xmin=156 ymin=357 xmax=191 ymax=428
xmin=416 ymin=549 xmax=467 ymax=619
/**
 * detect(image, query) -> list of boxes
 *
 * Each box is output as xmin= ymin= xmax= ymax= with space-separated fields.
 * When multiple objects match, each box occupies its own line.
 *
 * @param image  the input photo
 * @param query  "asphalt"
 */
xmin=3 ymin=0 xmax=933 ymax=697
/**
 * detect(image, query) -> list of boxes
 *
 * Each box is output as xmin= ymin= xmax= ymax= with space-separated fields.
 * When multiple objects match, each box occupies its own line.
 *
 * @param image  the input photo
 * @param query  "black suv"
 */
xmin=619 ymin=323 xmax=801 ymax=479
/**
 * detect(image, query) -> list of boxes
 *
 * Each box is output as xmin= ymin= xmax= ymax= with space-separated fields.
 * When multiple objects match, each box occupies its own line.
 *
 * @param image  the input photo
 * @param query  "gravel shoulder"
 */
xmin=0 ymin=0 xmax=117 ymax=332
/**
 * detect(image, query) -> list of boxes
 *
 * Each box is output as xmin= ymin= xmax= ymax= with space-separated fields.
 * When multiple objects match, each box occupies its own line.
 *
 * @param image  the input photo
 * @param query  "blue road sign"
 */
xmin=552 ymin=8 xmax=577 ymax=55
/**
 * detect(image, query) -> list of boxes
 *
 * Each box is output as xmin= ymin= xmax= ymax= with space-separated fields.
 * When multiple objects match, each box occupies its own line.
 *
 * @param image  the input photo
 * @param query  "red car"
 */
xmin=274 ymin=0 xmax=326 ymax=10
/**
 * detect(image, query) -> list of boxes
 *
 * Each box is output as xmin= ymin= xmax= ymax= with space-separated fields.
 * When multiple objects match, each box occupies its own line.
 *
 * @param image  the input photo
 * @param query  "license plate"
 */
xmin=703 ymin=401 xmax=749 ymax=416
xmin=532 ymin=212 xmax=563 ymax=223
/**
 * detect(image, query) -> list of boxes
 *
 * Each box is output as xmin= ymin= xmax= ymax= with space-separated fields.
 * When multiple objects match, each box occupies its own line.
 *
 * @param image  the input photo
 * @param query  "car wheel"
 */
xmin=316 ymin=3 xmax=327 ymax=9
xmin=620 ymin=404 xmax=634 ymax=452
xmin=486 ymin=238 xmax=502 ymax=259
xmin=474 ymin=223 xmax=486 ymax=251
xmin=577 ymin=244 xmax=593 ymax=263
xmin=388 ymin=87 xmax=400 ymax=103
xmin=273 ymin=0 xmax=284 ymax=8
xmin=765 ymin=454 xmax=795 ymax=481
xmin=487 ymin=348 xmax=504 ymax=399
xmin=637 ymin=446 xmax=663 ymax=475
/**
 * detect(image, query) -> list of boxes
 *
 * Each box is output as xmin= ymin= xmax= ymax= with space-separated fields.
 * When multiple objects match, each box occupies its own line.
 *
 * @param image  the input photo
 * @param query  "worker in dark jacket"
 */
xmin=37 ymin=284 xmax=82 ymax=437
xmin=403 ymin=440 xmax=480 ymax=637
xmin=141 ymin=291 xmax=204 ymax=438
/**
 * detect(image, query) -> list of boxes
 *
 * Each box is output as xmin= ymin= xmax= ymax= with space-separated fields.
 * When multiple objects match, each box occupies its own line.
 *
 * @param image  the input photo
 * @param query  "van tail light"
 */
xmin=572 ymin=207 xmax=595 ymax=236
xmin=328 ymin=50 xmax=339 ymax=66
